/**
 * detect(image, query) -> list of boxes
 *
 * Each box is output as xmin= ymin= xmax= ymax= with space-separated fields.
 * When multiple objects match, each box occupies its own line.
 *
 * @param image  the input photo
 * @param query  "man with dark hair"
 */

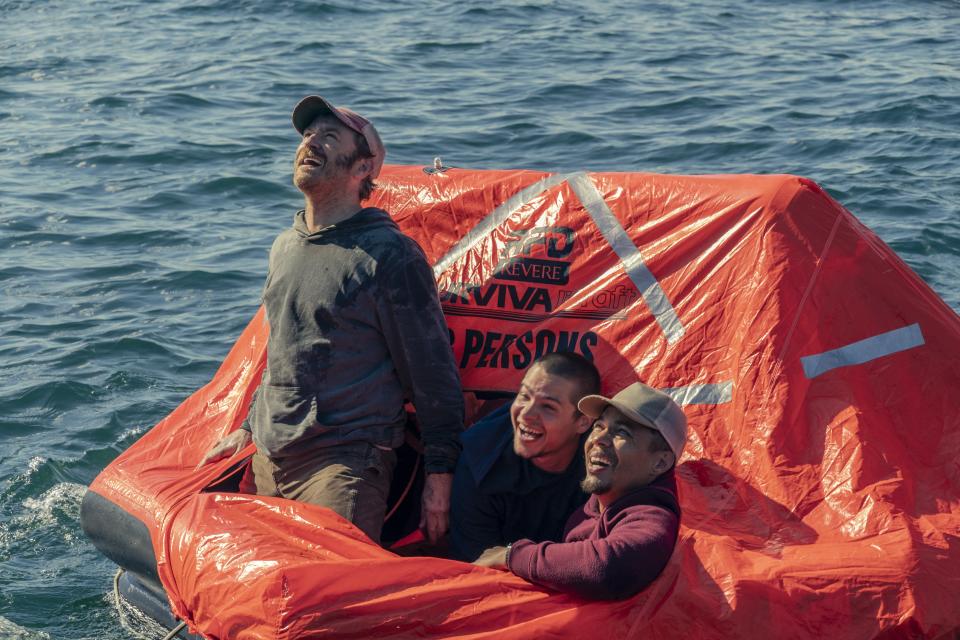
xmin=449 ymin=352 xmax=601 ymax=561
xmin=474 ymin=381 xmax=686 ymax=600
xmin=199 ymin=95 xmax=463 ymax=546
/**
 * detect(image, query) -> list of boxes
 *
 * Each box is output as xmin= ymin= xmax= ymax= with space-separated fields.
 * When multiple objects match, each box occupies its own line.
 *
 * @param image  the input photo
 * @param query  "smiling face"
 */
xmin=582 ymin=406 xmax=675 ymax=510
xmin=293 ymin=113 xmax=365 ymax=196
xmin=510 ymin=363 xmax=592 ymax=473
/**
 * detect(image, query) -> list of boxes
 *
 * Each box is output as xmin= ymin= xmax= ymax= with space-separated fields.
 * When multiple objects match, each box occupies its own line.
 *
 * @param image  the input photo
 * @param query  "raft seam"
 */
xmin=777 ymin=213 xmax=843 ymax=363
xmin=567 ymin=172 xmax=686 ymax=345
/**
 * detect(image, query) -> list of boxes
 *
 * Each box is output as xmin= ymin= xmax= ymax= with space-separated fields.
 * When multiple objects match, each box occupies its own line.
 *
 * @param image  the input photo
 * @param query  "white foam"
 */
xmin=0 ymin=616 xmax=52 ymax=640
xmin=22 ymin=482 xmax=86 ymax=519
xmin=2 ymin=483 xmax=88 ymax=549
xmin=27 ymin=456 xmax=46 ymax=474
xmin=119 ymin=426 xmax=148 ymax=442
xmin=104 ymin=590 xmax=172 ymax=640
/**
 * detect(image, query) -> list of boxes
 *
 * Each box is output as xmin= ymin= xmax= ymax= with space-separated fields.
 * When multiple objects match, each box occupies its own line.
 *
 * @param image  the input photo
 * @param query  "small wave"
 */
xmin=55 ymin=337 xmax=180 ymax=370
xmin=21 ymin=482 xmax=86 ymax=524
xmin=1 ymin=456 xmax=56 ymax=510
xmin=73 ymin=261 xmax=158 ymax=281
xmin=0 ymin=62 xmax=35 ymax=79
xmin=643 ymin=50 xmax=717 ymax=66
xmin=291 ymin=41 xmax=334 ymax=54
xmin=854 ymin=95 xmax=957 ymax=127
xmin=189 ymin=175 xmax=291 ymax=199
xmin=0 ymin=482 xmax=87 ymax=560
xmin=893 ymin=223 xmax=960 ymax=258
xmin=908 ymin=36 xmax=953 ymax=46
xmin=2 ymin=380 xmax=105 ymax=413
xmin=405 ymin=39 xmax=491 ymax=53
xmin=155 ymin=267 xmax=252 ymax=291
xmin=602 ymin=96 xmax=729 ymax=122
xmin=78 ymin=412 xmax=150 ymax=447
xmin=107 ymin=589 xmax=175 ymax=640
xmin=82 ymin=144 xmax=237 ymax=167
xmin=102 ymin=370 xmax=155 ymax=393
xmin=70 ymin=228 xmax=193 ymax=248
xmin=30 ymin=140 xmax=122 ymax=164
xmin=87 ymin=95 xmax=132 ymax=109
xmin=137 ymin=92 xmax=222 ymax=116
xmin=0 ymin=617 xmax=51 ymax=640
xmin=28 ymin=456 xmax=44 ymax=474
xmin=276 ymin=0 xmax=373 ymax=17
xmin=0 ymin=420 xmax=47 ymax=437
xmin=460 ymin=3 xmax=549 ymax=18
xmin=0 ymin=87 xmax=29 ymax=101
xmin=526 ymin=78 xmax=632 ymax=104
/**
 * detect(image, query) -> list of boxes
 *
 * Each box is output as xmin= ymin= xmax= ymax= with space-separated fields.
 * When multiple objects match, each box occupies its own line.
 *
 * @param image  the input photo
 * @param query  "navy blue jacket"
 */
xmin=450 ymin=404 xmax=588 ymax=561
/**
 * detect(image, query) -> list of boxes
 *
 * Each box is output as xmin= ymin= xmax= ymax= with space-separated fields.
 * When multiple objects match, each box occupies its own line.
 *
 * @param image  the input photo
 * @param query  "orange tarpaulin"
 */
xmin=88 ymin=166 xmax=960 ymax=639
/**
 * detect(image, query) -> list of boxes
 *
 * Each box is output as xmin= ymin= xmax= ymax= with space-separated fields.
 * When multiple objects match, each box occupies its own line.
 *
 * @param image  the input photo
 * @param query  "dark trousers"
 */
xmin=240 ymin=441 xmax=396 ymax=544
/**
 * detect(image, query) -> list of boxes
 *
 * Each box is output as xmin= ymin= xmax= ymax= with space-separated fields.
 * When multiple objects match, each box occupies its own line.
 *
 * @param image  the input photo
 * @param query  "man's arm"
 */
xmin=506 ymin=505 xmax=679 ymax=600
xmin=420 ymin=472 xmax=453 ymax=544
xmin=375 ymin=241 xmax=464 ymax=542
xmin=197 ymin=386 xmax=260 ymax=468
xmin=197 ymin=430 xmax=252 ymax=468
xmin=473 ymin=545 xmax=508 ymax=568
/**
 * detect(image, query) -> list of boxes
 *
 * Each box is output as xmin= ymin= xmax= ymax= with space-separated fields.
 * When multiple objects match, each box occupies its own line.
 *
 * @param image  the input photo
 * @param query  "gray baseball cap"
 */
xmin=578 ymin=382 xmax=688 ymax=459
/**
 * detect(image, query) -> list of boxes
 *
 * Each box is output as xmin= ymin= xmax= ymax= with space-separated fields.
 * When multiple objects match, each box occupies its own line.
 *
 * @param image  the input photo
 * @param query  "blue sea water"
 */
xmin=1 ymin=0 xmax=958 ymax=637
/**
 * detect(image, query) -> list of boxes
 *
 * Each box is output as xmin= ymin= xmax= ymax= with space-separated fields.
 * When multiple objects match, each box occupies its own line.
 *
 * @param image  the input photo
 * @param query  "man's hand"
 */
xmin=473 ymin=546 xmax=509 ymax=570
xmin=197 ymin=430 xmax=252 ymax=468
xmin=419 ymin=472 xmax=453 ymax=544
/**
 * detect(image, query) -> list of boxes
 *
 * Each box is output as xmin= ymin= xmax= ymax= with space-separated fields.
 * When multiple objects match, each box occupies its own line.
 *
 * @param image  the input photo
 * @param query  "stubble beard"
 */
xmin=580 ymin=474 xmax=610 ymax=495
xmin=294 ymin=158 xmax=351 ymax=198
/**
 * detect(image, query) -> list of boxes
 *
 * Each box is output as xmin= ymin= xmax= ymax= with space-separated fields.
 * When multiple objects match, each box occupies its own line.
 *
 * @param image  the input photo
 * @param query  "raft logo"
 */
xmin=455 ymin=328 xmax=598 ymax=370
xmin=439 ymin=223 xmax=635 ymax=322
xmin=441 ymin=283 xmax=553 ymax=312
xmin=557 ymin=284 xmax=639 ymax=320
xmin=493 ymin=226 xmax=574 ymax=286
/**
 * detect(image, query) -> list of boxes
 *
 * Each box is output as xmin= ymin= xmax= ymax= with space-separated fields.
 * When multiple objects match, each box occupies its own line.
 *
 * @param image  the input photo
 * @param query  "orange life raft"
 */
xmin=84 ymin=166 xmax=960 ymax=639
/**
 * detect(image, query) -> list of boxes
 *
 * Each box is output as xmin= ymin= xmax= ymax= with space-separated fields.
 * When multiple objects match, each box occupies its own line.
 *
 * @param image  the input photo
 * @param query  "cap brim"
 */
xmin=578 ymin=394 xmax=657 ymax=430
xmin=292 ymin=95 xmax=341 ymax=134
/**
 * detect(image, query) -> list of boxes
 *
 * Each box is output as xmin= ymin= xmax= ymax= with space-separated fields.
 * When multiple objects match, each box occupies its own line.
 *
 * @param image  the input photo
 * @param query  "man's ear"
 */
xmin=653 ymin=451 xmax=675 ymax=474
xmin=575 ymin=412 xmax=592 ymax=435
xmin=353 ymin=157 xmax=372 ymax=179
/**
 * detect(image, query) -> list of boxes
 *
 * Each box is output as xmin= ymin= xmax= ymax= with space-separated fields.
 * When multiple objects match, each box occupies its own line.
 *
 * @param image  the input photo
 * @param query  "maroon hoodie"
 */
xmin=507 ymin=469 xmax=680 ymax=600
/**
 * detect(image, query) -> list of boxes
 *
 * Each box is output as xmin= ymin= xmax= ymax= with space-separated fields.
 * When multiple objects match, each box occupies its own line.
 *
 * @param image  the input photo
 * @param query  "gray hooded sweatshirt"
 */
xmin=247 ymin=207 xmax=463 ymax=473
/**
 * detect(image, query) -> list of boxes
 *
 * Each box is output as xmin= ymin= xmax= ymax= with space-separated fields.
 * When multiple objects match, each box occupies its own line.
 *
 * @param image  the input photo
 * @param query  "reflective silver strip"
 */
xmin=662 ymin=381 xmax=733 ymax=405
xmin=567 ymin=173 xmax=685 ymax=344
xmin=432 ymin=171 xmax=685 ymax=344
xmin=801 ymin=323 xmax=925 ymax=379
xmin=432 ymin=173 xmax=577 ymax=277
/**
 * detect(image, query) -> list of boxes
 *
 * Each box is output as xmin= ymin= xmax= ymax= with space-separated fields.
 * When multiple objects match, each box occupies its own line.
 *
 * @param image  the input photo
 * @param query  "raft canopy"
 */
xmin=83 ymin=166 xmax=960 ymax=639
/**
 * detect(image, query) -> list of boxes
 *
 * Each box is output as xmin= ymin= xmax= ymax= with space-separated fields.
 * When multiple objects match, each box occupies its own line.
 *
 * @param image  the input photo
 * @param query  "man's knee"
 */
xmin=284 ymin=444 xmax=396 ymax=543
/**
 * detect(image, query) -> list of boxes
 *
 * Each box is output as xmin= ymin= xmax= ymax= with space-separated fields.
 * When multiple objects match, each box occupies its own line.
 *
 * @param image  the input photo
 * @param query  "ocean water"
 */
xmin=1 ymin=0 xmax=958 ymax=637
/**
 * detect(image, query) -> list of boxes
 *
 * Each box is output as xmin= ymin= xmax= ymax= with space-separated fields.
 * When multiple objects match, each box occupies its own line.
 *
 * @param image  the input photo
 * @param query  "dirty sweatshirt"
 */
xmin=507 ymin=469 xmax=680 ymax=600
xmin=247 ymin=207 xmax=463 ymax=472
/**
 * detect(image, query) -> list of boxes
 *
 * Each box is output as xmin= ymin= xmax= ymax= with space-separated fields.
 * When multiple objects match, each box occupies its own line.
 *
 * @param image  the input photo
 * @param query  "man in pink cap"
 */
xmin=200 ymin=96 xmax=463 ymax=546
xmin=474 ymin=381 xmax=686 ymax=600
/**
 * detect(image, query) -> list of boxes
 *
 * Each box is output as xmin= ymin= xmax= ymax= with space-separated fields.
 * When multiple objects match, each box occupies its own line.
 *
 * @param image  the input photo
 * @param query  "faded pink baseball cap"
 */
xmin=291 ymin=95 xmax=386 ymax=179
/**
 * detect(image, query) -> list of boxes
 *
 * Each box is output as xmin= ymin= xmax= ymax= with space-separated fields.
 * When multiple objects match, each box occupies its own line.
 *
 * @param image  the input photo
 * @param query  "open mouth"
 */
xmin=300 ymin=155 xmax=325 ymax=168
xmin=517 ymin=425 xmax=544 ymax=442
xmin=587 ymin=452 xmax=615 ymax=474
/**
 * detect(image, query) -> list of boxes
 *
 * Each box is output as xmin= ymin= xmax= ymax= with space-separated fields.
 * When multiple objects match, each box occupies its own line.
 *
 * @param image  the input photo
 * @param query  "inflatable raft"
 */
xmin=82 ymin=165 xmax=960 ymax=639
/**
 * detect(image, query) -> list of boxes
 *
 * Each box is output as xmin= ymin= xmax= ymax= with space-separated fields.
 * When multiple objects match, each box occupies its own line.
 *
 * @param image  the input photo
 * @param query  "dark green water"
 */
xmin=1 ymin=1 xmax=958 ymax=637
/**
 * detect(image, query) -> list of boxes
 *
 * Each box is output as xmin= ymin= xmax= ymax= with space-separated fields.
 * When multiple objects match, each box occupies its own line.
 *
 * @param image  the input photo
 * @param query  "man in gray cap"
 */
xmin=474 ymin=381 xmax=686 ymax=600
xmin=199 ymin=96 xmax=463 ymax=546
